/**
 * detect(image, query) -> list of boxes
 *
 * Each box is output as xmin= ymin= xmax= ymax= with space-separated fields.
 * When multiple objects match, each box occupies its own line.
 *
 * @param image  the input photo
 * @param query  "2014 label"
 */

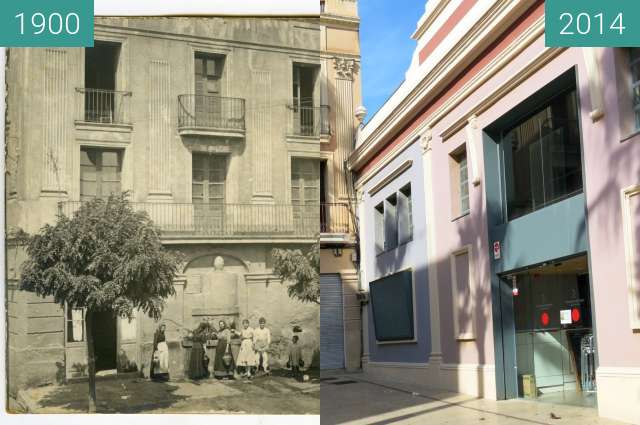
xmin=559 ymin=12 xmax=626 ymax=36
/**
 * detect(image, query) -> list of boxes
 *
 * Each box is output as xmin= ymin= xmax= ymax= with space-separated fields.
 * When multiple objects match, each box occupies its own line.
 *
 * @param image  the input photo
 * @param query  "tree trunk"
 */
xmin=85 ymin=310 xmax=97 ymax=413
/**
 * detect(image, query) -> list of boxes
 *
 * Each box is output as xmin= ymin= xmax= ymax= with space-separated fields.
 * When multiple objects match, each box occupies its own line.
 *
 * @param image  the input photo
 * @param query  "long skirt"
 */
xmin=236 ymin=339 xmax=256 ymax=367
xmin=213 ymin=339 xmax=235 ymax=378
xmin=151 ymin=342 xmax=170 ymax=381
xmin=188 ymin=342 xmax=208 ymax=380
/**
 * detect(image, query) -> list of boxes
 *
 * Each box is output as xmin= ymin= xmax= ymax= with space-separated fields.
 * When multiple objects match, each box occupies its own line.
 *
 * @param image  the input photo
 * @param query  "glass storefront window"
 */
xmin=501 ymin=90 xmax=583 ymax=221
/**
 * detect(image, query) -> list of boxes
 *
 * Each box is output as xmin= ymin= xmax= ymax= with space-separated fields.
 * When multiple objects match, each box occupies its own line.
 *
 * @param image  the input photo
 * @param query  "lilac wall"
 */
xmin=362 ymin=142 xmax=432 ymax=363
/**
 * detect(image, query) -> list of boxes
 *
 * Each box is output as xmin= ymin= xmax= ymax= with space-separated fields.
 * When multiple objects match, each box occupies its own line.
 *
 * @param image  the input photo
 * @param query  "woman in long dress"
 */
xmin=151 ymin=324 xmax=169 ymax=381
xmin=213 ymin=320 xmax=235 ymax=379
xmin=188 ymin=323 xmax=209 ymax=380
xmin=235 ymin=319 xmax=257 ymax=378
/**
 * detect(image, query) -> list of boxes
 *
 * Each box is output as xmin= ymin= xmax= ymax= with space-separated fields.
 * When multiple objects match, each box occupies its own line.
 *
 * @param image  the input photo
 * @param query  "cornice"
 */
xmin=320 ymin=13 xmax=360 ymax=29
xmin=94 ymin=24 xmax=321 ymax=58
xmin=349 ymin=0 xmax=537 ymax=172
xmin=353 ymin=25 xmax=560 ymax=191
xmin=411 ymin=0 xmax=453 ymax=41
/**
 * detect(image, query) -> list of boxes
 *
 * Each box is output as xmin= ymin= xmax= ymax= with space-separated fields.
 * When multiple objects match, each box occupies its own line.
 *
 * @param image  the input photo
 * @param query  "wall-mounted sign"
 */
xmin=571 ymin=307 xmax=581 ymax=323
xmin=540 ymin=311 xmax=550 ymax=327
xmin=493 ymin=241 xmax=501 ymax=260
xmin=560 ymin=309 xmax=572 ymax=325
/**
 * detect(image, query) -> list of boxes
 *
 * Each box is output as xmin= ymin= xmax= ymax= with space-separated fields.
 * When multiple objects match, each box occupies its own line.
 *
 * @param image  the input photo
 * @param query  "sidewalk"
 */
xmin=14 ymin=371 xmax=320 ymax=414
xmin=320 ymin=372 xmax=629 ymax=425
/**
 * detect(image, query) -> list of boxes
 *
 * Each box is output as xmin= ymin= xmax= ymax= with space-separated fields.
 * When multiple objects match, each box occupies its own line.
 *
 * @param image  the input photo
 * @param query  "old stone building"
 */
xmin=5 ymin=17 xmax=321 ymax=395
xmin=318 ymin=0 xmax=363 ymax=372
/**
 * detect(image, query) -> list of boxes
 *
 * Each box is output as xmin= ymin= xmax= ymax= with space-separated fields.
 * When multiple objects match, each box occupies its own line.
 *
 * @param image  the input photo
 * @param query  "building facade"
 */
xmin=5 ymin=17 xmax=322 ymax=395
xmin=318 ymin=0 xmax=363 ymax=372
xmin=348 ymin=1 xmax=640 ymax=424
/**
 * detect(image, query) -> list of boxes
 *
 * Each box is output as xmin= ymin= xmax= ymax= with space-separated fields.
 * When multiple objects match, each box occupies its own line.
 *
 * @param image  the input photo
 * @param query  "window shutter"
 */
xmin=385 ymin=195 xmax=398 ymax=250
xmin=374 ymin=204 xmax=384 ymax=254
xmin=398 ymin=190 xmax=410 ymax=245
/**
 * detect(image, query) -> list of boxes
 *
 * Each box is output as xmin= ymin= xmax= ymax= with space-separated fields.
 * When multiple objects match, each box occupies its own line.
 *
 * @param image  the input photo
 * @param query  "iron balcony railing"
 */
xmin=288 ymin=105 xmax=330 ymax=137
xmin=59 ymin=202 xmax=318 ymax=238
xmin=320 ymin=203 xmax=351 ymax=234
xmin=76 ymin=88 xmax=132 ymax=125
xmin=178 ymin=94 xmax=246 ymax=131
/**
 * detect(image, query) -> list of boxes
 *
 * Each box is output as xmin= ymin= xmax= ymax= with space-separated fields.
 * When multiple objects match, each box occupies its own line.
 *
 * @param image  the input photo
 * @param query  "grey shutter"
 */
xmin=374 ymin=204 xmax=384 ymax=253
xmin=398 ymin=190 xmax=410 ymax=245
xmin=385 ymin=195 xmax=398 ymax=250
xmin=320 ymin=274 xmax=345 ymax=369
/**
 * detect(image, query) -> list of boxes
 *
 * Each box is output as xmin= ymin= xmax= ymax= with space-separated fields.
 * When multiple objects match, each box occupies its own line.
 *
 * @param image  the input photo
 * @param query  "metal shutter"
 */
xmin=320 ymin=274 xmax=345 ymax=370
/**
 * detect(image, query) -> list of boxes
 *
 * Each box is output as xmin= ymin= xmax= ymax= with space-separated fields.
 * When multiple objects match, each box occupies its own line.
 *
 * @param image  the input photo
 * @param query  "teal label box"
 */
xmin=546 ymin=0 xmax=640 ymax=47
xmin=0 ymin=0 xmax=93 ymax=47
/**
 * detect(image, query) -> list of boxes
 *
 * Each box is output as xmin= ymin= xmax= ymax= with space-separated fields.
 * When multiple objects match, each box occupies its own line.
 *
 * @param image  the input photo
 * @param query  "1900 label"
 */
xmin=1 ymin=0 xmax=93 ymax=47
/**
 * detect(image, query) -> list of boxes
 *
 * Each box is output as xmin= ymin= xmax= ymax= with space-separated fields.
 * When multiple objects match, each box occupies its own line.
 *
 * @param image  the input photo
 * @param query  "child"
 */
xmin=253 ymin=317 xmax=271 ymax=374
xmin=235 ymin=319 xmax=256 ymax=378
xmin=287 ymin=335 xmax=304 ymax=381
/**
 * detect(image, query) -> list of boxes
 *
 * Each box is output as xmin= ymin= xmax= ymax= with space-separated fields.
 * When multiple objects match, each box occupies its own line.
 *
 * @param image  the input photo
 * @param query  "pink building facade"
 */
xmin=349 ymin=1 xmax=640 ymax=423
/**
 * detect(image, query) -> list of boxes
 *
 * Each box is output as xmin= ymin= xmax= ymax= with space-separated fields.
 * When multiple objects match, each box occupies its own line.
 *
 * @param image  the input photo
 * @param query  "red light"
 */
xmin=571 ymin=308 xmax=581 ymax=323
xmin=541 ymin=311 xmax=550 ymax=327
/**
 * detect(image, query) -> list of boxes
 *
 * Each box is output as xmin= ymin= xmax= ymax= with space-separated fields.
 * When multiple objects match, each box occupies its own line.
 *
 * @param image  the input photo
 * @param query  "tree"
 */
xmin=19 ymin=193 xmax=182 ymax=412
xmin=271 ymin=241 xmax=320 ymax=304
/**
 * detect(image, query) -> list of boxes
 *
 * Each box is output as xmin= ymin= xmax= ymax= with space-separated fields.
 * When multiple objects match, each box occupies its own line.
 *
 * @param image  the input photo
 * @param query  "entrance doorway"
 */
xmin=92 ymin=310 xmax=117 ymax=372
xmin=505 ymin=255 xmax=596 ymax=408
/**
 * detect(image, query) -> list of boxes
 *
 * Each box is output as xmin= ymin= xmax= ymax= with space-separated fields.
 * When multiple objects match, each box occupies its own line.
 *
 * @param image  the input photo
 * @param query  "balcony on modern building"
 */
xmin=177 ymin=94 xmax=246 ymax=139
xmin=287 ymin=105 xmax=330 ymax=141
xmin=59 ymin=201 xmax=318 ymax=241
xmin=320 ymin=202 xmax=353 ymax=244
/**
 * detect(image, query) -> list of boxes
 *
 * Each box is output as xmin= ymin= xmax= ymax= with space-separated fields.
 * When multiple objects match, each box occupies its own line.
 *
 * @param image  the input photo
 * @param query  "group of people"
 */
xmin=151 ymin=317 xmax=305 ymax=382
xmin=186 ymin=317 xmax=272 ymax=381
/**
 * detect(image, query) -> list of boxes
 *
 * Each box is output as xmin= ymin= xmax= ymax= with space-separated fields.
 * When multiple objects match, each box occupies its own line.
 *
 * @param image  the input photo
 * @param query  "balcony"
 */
xmin=75 ymin=88 xmax=132 ymax=126
xmin=177 ymin=94 xmax=246 ymax=138
xmin=320 ymin=203 xmax=353 ymax=244
xmin=288 ymin=105 xmax=330 ymax=138
xmin=59 ymin=202 xmax=318 ymax=240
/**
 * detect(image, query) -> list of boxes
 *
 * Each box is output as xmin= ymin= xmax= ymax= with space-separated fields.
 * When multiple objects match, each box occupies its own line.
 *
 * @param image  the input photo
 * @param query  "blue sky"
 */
xmin=359 ymin=1 xmax=425 ymax=123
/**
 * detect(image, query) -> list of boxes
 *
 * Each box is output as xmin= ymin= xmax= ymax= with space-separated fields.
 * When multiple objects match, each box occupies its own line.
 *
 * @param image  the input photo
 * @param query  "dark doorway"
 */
xmin=92 ymin=310 xmax=117 ymax=371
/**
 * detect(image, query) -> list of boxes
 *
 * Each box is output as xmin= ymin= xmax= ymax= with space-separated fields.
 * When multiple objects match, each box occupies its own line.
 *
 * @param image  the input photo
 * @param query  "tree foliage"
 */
xmin=271 ymin=241 xmax=319 ymax=304
xmin=20 ymin=193 xmax=182 ymax=320
xmin=19 ymin=193 xmax=182 ymax=412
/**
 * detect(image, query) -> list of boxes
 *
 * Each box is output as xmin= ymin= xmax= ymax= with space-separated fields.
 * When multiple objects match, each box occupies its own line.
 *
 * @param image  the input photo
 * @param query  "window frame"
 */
xmin=80 ymin=147 xmax=123 ymax=201
xmin=65 ymin=305 xmax=86 ymax=346
xmin=450 ymin=145 xmax=470 ymax=220
xmin=450 ymin=245 xmax=476 ymax=341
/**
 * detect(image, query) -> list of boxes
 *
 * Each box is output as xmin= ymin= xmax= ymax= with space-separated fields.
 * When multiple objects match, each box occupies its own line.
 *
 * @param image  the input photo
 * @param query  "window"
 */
xmin=194 ymin=53 xmax=225 ymax=127
xmin=291 ymin=158 xmax=320 ymax=230
xmin=66 ymin=307 xmax=85 ymax=343
xmin=80 ymin=147 xmax=123 ymax=201
xmin=501 ymin=89 xmax=582 ymax=220
xmin=450 ymin=247 xmax=475 ymax=340
xmin=84 ymin=41 xmax=121 ymax=123
xmin=369 ymin=270 xmax=415 ymax=342
xmin=450 ymin=147 xmax=469 ymax=218
xmin=292 ymin=64 xmax=320 ymax=136
xmin=631 ymin=48 xmax=640 ymax=129
xmin=192 ymin=153 xmax=226 ymax=230
xmin=374 ymin=184 xmax=413 ymax=253
xmin=398 ymin=184 xmax=413 ymax=245
xmin=374 ymin=203 xmax=384 ymax=254
xmin=384 ymin=194 xmax=398 ymax=251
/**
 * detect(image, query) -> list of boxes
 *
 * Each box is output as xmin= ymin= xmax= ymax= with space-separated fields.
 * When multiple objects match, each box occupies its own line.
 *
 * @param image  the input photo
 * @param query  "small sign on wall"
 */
xmin=493 ymin=241 xmax=501 ymax=260
xmin=560 ymin=309 xmax=572 ymax=325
